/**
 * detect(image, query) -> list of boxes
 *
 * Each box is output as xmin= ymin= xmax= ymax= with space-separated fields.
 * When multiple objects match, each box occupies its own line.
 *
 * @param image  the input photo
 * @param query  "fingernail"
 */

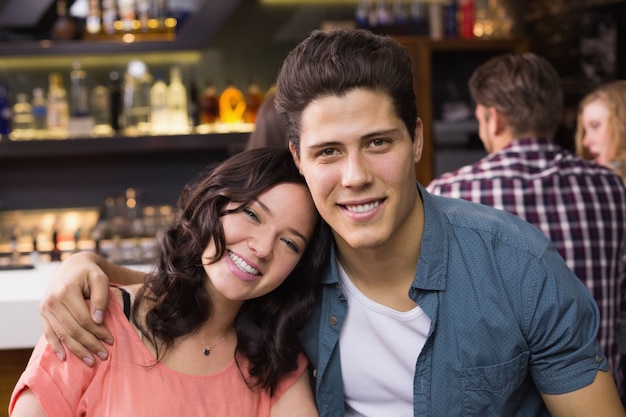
xmin=83 ymin=357 xmax=95 ymax=366
xmin=97 ymin=351 xmax=108 ymax=360
xmin=93 ymin=310 xmax=104 ymax=323
xmin=56 ymin=352 xmax=65 ymax=361
xmin=103 ymin=338 xmax=113 ymax=345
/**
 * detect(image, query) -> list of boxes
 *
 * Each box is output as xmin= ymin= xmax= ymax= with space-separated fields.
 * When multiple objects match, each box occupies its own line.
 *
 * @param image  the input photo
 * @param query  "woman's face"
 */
xmin=202 ymin=182 xmax=317 ymax=302
xmin=581 ymin=98 xmax=612 ymax=167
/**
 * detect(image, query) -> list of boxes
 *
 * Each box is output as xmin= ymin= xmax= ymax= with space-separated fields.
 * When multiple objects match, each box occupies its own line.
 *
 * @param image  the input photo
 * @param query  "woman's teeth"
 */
xmin=229 ymin=251 xmax=260 ymax=275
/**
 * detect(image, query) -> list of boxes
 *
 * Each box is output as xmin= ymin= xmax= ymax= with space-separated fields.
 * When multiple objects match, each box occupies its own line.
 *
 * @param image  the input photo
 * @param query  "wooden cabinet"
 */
xmin=394 ymin=37 xmax=529 ymax=185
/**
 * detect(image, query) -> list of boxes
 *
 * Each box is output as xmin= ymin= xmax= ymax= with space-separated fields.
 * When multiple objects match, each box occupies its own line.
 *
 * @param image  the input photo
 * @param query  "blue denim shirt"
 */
xmin=298 ymin=184 xmax=607 ymax=417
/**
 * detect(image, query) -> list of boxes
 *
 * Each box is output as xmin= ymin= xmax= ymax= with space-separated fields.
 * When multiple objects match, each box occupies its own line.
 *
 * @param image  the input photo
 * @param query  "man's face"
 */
xmin=290 ymin=88 xmax=422 ymax=252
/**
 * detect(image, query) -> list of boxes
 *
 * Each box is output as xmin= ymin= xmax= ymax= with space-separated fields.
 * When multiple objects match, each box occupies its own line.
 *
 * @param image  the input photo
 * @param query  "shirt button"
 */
xmin=329 ymin=316 xmax=338 ymax=325
xmin=313 ymin=369 xmax=317 ymax=378
xmin=595 ymin=355 xmax=603 ymax=363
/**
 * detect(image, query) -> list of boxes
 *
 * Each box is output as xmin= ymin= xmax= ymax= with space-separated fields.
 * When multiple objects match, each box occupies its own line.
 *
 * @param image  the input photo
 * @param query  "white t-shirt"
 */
xmin=338 ymin=263 xmax=431 ymax=417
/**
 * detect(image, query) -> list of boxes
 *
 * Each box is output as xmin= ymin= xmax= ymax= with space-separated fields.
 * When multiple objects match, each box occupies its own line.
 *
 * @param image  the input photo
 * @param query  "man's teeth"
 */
xmin=229 ymin=251 xmax=260 ymax=275
xmin=346 ymin=201 xmax=379 ymax=213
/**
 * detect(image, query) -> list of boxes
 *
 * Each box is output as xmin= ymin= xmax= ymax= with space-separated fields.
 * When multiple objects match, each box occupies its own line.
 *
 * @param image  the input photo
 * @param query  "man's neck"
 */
xmin=488 ymin=131 xmax=515 ymax=153
xmin=334 ymin=196 xmax=424 ymax=311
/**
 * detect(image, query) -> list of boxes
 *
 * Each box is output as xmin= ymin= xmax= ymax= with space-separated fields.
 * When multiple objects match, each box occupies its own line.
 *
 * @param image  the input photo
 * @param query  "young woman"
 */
xmin=10 ymin=148 xmax=330 ymax=417
xmin=576 ymin=80 xmax=626 ymax=179
xmin=576 ymin=79 xmax=626 ymax=402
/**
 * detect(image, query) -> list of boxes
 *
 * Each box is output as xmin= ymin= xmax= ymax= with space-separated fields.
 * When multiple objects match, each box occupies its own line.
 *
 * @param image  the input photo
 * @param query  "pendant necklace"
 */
xmin=201 ymin=330 xmax=231 ymax=356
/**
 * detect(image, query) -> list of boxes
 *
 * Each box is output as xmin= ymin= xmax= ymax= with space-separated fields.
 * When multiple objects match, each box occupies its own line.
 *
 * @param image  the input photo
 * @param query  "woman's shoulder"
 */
xmin=109 ymin=283 xmax=143 ymax=313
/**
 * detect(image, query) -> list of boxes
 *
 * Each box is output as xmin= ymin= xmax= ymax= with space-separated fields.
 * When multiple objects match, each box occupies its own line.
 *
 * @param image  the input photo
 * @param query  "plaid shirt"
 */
xmin=427 ymin=137 xmax=626 ymax=393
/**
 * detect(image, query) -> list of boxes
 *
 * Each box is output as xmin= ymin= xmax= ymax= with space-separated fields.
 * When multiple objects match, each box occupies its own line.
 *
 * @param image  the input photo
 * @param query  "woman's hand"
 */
xmin=39 ymin=251 xmax=113 ymax=366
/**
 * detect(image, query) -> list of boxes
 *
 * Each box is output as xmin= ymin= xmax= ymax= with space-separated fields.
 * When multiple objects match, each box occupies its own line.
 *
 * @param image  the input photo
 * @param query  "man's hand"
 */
xmin=39 ymin=251 xmax=113 ymax=366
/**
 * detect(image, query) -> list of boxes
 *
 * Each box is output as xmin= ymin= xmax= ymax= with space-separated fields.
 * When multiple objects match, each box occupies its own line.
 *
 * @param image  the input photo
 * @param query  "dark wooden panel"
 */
xmin=0 ymin=348 xmax=32 ymax=417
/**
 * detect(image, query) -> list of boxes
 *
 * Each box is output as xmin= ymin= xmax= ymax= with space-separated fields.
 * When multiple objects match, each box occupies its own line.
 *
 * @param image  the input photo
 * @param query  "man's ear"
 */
xmin=488 ymin=107 xmax=507 ymax=136
xmin=289 ymin=141 xmax=303 ymax=174
xmin=413 ymin=118 xmax=424 ymax=163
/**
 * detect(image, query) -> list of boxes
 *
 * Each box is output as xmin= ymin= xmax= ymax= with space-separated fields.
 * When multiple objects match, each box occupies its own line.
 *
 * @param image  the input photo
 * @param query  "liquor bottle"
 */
xmin=31 ymin=88 xmax=47 ymax=136
xmin=137 ymin=0 xmax=150 ymax=32
xmin=459 ymin=0 xmax=475 ymax=38
xmin=46 ymin=72 xmax=70 ymax=137
xmin=50 ymin=227 xmax=62 ymax=262
xmin=375 ymin=0 xmax=392 ymax=27
xmin=473 ymin=0 xmax=493 ymax=38
xmin=86 ymin=0 xmax=102 ymax=34
xmin=31 ymin=227 xmax=40 ymax=266
xmin=410 ymin=0 xmax=427 ymax=30
xmin=150 ymin=71 xmax=169 ymax=134
xmin=70 ymin=60 xmax=89 ymax=117
xmin=243 ymin=78 xmax=264 ymax=124
xmin=219 ymin=80 xmax=246 ymax=124
xmin=355 ymin=0 xmax=372 ymax=28
xmin=11 ymin=93 xmax=34 ymax=140
xmin=392 ymin=0 xmax=409 ymax=26
xmin=91 ymin=80 xmax=113 ymax=136
xmin=443 ymin=0 xmax=458 ymax=38
xmin=150 ymin=0 xmax=168 ymax=31
xmin=0 ymin=83 xmax=12 ymax=139
xmin=109 ymin=71 xmax=122 ymax=132
xmin=51 ymin=0 xmax=77 ymax=40
xmin=167 ymin=66 xmax=190 ymax=133
xmin=118 ymin=0 xmax=136 ymax=32
xmin=121 ymin=60 xmax=152 ymax=136
xmin=428 ymin=0 xmax=444 ymax=39
xmin=102 ymin=0 xmax=117 ymax=34
xmin=200 ymin=80 xmax=219 ymax=125
xmin=187 ymin=70 xmax=200 ymax=128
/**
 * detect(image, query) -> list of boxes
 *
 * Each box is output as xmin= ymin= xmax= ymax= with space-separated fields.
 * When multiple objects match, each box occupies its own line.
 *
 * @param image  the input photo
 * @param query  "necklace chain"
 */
xmin=201 ymin=330 xmax=231 ymax=357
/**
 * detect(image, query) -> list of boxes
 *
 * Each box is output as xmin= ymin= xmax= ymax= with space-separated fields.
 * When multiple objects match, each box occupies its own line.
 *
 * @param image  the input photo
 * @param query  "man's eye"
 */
xmin=316 ymin=148 xmax=337 ymax=157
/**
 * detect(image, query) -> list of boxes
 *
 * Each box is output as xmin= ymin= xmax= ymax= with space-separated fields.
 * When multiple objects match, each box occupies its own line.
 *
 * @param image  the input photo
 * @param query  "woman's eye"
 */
xmin=281 ymin=238 xmax=300 ymax=253
xmin=244 ymin=208 xmax=259 ymax=221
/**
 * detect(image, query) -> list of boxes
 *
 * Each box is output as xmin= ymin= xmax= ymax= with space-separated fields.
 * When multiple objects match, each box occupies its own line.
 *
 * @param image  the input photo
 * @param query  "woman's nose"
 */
xmin=248 ymin=232 xmax=273 ymax=260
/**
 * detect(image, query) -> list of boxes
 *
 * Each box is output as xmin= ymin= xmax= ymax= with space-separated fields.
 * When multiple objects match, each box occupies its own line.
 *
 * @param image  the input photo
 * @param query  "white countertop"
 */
xmin=0 ymin=261 xmax=151 ymax=350
xmin=0 ymin=262 xmax=60 ymax=349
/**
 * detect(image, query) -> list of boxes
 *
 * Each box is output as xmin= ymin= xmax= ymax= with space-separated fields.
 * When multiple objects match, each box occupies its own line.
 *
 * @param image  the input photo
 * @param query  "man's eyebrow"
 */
xmin=305 ymin=129 xmax=401 ymax=150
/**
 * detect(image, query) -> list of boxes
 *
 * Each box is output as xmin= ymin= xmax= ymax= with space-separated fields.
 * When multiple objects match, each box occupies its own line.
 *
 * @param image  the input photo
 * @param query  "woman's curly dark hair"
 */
xmin=131 ymin=148 xmax=331 ymax=394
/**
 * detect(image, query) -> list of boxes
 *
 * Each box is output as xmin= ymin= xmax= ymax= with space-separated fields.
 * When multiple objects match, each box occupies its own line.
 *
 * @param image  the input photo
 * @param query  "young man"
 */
xmin=41 ymin=29 xmax=625 ymax=416
xmin=427 ymin=52 xmax=626 ymax=395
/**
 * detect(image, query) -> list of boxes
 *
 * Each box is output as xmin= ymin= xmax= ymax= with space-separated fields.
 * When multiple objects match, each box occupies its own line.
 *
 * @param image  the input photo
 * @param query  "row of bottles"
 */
xmin=1 ymin=60 xmax=268 ymax=141
xmin=51 ymin=0 xmax=177 ymax=41
xmin=355 ymin=0 xmax=515 ymax=39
